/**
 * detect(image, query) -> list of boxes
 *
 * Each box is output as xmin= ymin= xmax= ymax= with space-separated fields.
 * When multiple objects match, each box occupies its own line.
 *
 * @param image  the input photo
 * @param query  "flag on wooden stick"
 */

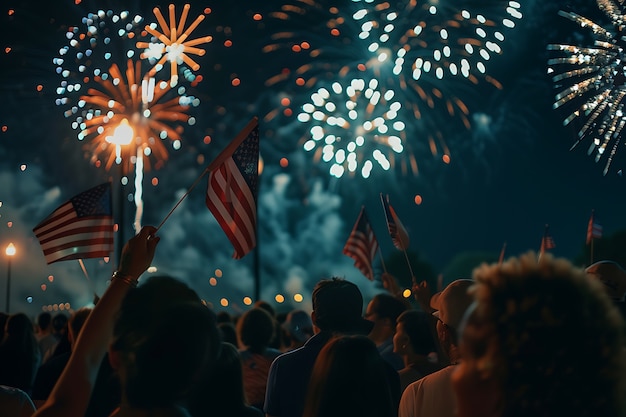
xmin=539 ymin=224 xmax=556 ymax=255
xmin=343 ymin=206 xmax=379 ymax=280
xmin=206 ymin=119 xmax=260 ymax=259
xmin=586 ymin=210 xmax=603 ymax=245
xmin=380 ymin=193 xmax=410 ymax=250
xmin=33 ymin=183 xmax=114 ymax=264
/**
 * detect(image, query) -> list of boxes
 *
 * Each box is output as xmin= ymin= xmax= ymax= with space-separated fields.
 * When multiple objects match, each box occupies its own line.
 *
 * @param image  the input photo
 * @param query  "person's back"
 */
xmin=399 ymin=279 xmax=474 ymax=417
xmin=264 ymin=278 xmax=376 ymax=417
xmin=237 ymin=307 xmax=282 ymax=409
xmin=303 ymin=335 xmax=396 ymax=417
xmin=188 ymin=342 xmax=263 ymax=417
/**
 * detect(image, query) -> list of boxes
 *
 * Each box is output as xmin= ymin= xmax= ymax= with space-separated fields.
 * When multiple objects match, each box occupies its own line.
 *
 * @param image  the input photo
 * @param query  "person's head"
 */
xmin=452 ymin=252 xmax=626 ymax=417
xmin=585 ymin=260 xmax=626 ymax=306
xmin=393 ymin=310 xmax=438 ymax=357
xmin=236 ymin=307 xmax=275 ymax=353
xmin=67 ymin=307 xmax=92 ymax=347
xmin=366 ymin=293 xmax=409 ymax=342
xmin=311 ymin=277 xmax=373 ymax=335
xmin=218 ymin=322 xmax=238 ymax=346
xmin=37 ymin=312 xmax=52 ymax=333
xmin=282 ymin=309 xmax=314 ymax=347
xmin=430 ymin=279 xmax=474 ymax=354
xmin=5 ymin=313 xmax=35 ymax=342
xmin=52 ymin=313 xmax=68 ymax=335
xmin=303 ymin=335 xmax=396 ymax=417
xmin=188 ymin=342 xmax=247 ymax=417
xmin=109 ymin=275 xmax=221 ymax=409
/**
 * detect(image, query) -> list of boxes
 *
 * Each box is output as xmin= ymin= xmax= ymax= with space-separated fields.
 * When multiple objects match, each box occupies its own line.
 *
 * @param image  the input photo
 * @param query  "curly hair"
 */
xmin=467 ymin=252 xmax=625 ymax=417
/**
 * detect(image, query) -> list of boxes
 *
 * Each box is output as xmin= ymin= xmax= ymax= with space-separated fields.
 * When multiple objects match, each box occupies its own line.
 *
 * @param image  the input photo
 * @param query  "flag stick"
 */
xmin=377 ymin=246 xmax=388 ymax=274
xmin=589 ymin=238 xmax=594 ymax=266
xmin=77 ymin=259 xmax=91 ymax=284
xmin=402 ymin=249 xmax=416 ymax=286
xmin=154 ymin=117 xmax=259 ymax=232
xmin=498 ymin=241 xmax=507 ymax=266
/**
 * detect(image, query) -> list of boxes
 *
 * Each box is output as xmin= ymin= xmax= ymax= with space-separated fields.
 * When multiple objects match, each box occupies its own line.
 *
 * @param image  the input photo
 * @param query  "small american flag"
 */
xmin=33 ymin=183 xmax=114 ymax=264
xmin=343 ymin=206 xmax=379 ymax=281
xmin=540 ymin=224 xmax=556 ymax=254
xmin=206 ymin=120 xmax=259 ymax=259
xmin=380 ymin=193 xmax=410 ymax=250
xmin=586 ymin=210 xmax=603 ymax=244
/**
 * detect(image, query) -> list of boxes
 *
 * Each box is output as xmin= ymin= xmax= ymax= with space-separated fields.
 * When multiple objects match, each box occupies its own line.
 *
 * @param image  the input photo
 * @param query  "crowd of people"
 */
xmin=1 ymin=225 xmax=625 ymax=417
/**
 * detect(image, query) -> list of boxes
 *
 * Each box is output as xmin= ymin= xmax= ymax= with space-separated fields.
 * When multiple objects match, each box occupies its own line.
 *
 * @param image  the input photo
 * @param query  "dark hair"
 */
xmin=237 ymin=307 xmax=275 ymax=354
xmin=396 ymin=310 xmax=437 ymax=356
xmin=369 ymin=293 xmax=409 ymax=327
xmin=303 ymin=335 xmax=395 ymax=417
xmin=111 ymin=276 xmax=221 ymax=408
xmin=312 ymin=278 xmax=368 ymax=333
xmin=218 ymin=322 xmax=238 ymax=347
xmin=188 ymin=342 xmax=251 ymax=417
xmin=52 ymin=313 xmax=68 ymax=333
xmin=37 ymin=312 xmax=52 ymax=331
xmin=68 ymin=308 xmax=91 ymax=341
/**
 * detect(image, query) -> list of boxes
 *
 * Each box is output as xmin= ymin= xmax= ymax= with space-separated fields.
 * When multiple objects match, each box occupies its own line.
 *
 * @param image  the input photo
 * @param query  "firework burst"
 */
xmin=136 ymin=4 xmax=213 ymax=87
xmin=262 ymin=0 xmax=522 ymax=178
xmin=548 ymin=0 xmax=626 ymax=175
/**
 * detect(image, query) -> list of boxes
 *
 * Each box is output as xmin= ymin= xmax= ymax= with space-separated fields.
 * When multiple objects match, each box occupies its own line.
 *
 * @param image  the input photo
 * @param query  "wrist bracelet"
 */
xmin=112 ymin=271 xmax=138 ymax=288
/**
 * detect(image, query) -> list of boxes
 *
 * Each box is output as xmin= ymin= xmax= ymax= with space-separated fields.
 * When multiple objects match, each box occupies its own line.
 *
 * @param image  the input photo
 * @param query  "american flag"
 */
xmin=380 ymin=193 xmax=410 ymax=250
xmin=586 ymin=210 xmax=603 ymax=244
xmin=206 ymin=120 xmax=259 ymax=259
xmin=539 ymin=224 xmax=556 ymax=254
xmin=343 ymin=207 xmax=379 ymax=281
xmin=33 ymin=183 xmax=114 ymax=264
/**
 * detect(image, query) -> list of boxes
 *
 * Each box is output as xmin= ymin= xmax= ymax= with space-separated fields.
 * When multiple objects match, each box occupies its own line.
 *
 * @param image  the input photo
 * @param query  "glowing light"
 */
xmin=243 ymin=297 xmax=253 ymax=305
xmin=402 ymin=289 xmax=412 ymax=298
xmin=275 ymin=294 xmax=285 ymax=303
xmin=293 ymin=293 xmax=304 ymax=303
xmin=548 ymin=2 xmax=626 ymax=175
xmin=5 ymin=243 xmax=16 ymax=256
xmin=220 ymin=298 xmax=229 ymax=307
xmin=137 ymin=4 xmax=212 ymax=86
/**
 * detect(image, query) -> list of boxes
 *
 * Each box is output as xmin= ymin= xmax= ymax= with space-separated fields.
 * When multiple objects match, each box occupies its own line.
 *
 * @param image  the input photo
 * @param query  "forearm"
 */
xmin=33 ymin=274 xmax=137 ymax=417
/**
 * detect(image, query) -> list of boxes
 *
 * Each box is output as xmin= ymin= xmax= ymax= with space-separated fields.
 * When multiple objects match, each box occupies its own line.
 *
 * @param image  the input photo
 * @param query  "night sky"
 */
xmin=1 ymin=0 xmax=625 ymax=317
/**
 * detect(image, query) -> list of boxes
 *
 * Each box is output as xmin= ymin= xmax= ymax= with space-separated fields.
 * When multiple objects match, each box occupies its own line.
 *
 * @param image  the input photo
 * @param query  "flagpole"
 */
xmin=498 ymin=241 xmax=507 ymax=266
xmin=377 ymin=247 xmax=387 ymax=274
xmin=154 ymin=117 xmax=259 ymax=232
xmin=402 ymin=249 xmax=416 ymax=286
xmin=589 ymin=238 xmax=594 ymax=265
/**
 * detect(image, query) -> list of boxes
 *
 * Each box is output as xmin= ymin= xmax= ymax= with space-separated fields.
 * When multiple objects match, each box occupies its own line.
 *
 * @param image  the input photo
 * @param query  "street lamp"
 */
xmin=5 ymin=242 xmax=16 ymax=313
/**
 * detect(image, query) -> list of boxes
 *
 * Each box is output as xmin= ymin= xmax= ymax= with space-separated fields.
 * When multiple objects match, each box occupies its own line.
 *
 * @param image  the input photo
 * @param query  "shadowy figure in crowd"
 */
xmin=281 ymin=309 xmax=313 ymax=351
xmin=0 ymin=384 xmax=36 ymax=417
xmin=35 ymin=313 xmax=56 ymax=361
xmin=452 ymin=252 xmax=626 ymax=417
xmin=0 ymin=313 xmax=41 ymax=395
xmin=264 ymin=277 xmax=400 ymax=417
xmin=32 ymin=308 xmax=92 ymax=406
xmin=41 ymin=313 xmax=69 ymax=364
xmin=237 ymin=307 xmax=282 ymax=410
xmin=0 ymin=312 xmax=9 ymax=343
xmin=366 ymin=292 xmax=409 ymax=370
xmin=393 ymin=310 xmax=442 ymax=392
xmin=303 ymin=335 xmax=397 ymax=417
xmin=399 ymin=279 xmax=474 ymax=417
xmin=188 ymin=342 xmax=263 ymax=417
xmin=32 ymin=225 xmax=221 ymax=417
xmin=219 ymin=321 xmax=238 ymax=347
xmin=253 ymin=300 xmax=283 ymax=350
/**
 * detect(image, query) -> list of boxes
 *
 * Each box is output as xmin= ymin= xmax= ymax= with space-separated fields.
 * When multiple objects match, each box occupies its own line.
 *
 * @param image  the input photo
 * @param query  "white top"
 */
xmin=398 ymin=365 xmax=457 ymax=417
